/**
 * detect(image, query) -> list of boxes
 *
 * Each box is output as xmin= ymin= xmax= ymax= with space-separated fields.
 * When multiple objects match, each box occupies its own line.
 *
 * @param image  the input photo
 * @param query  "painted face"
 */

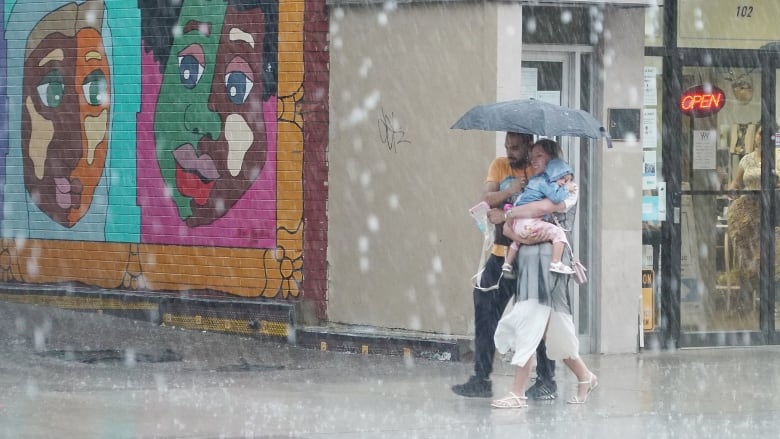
xmin=154 ymin=0 xmax=269 ymax=227
xmin=22 ymin=27 xmax=111 ymax=227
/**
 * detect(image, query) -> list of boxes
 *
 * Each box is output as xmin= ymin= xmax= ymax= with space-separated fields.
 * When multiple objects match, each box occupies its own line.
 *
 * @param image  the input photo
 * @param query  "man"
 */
xmin=451 ymin=132 xmax=560 ymax=400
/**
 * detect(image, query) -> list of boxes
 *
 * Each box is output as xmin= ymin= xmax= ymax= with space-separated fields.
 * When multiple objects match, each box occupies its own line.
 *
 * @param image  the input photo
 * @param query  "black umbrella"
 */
xmin=451 ymin=98 xmax=611 ymax=146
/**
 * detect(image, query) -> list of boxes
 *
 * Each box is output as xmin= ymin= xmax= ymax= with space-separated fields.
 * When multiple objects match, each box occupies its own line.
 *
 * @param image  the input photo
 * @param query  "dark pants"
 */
xmin=473 ymin=254 xmax=555 ymax=383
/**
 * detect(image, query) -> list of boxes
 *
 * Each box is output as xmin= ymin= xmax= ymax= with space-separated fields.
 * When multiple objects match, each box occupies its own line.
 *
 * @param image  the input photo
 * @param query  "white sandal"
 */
xmin=567 ymin=373 xmax=598 ymax=404
xmin=491 ymin=392 xmax=528 ymax=409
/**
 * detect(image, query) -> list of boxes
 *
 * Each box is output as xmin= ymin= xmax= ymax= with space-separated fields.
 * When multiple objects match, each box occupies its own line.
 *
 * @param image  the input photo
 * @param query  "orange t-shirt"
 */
xmin=485 ymin=158 xmax=533 ymax=256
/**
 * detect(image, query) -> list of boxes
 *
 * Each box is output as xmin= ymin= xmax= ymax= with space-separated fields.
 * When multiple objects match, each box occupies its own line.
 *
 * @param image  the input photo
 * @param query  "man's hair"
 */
xmin=533 ymin=138 xmax=562 ymax=158
xmin=508 ymin=132 xmax=534 ymax=144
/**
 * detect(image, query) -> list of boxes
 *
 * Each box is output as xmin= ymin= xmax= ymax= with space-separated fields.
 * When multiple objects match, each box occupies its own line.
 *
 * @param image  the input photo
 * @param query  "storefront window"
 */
xmin=679 ymin=65 xmax=761 ymax=333
xmin=644 ymin=5 xmax=663 ymax=48
xmin=642 ymin=56 xmax=663 ymax=333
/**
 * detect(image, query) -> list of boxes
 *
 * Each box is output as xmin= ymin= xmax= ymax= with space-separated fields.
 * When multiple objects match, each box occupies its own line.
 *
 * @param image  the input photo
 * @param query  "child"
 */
xmin=502 ymin=158 xmax=578 ymax=276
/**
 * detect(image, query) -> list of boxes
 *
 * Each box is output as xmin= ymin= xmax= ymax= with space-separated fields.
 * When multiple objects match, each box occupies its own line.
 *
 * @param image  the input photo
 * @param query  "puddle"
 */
xmin=38 ymin=348 xmax=182 ymax=364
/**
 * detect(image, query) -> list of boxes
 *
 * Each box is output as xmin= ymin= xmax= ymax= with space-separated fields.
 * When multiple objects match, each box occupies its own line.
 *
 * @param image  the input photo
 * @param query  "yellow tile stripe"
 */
xmin=162 ymin=313 xmax=288 ymax=337
xmin=0 ymin=293 xmax=157 ymax=310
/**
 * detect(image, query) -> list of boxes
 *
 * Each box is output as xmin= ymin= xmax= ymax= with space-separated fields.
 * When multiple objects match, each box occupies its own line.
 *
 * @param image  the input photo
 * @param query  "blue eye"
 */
xmin=178 ymin=55 xmax=204 ymax=89
xmin=224 ymin=71 xmax=253 ymax=104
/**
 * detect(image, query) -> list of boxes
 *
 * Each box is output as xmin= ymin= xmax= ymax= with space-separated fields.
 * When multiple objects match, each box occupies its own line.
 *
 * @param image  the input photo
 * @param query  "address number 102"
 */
xmin=736 ymin=5 xmax=753 ymax=17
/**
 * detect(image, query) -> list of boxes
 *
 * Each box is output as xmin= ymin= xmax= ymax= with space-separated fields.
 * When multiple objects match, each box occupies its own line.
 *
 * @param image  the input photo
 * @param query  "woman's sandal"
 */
xmin=567 ymin=373 xmax=598 ymax=404
xmin=491 ymin=392 xmax=528 ymax=409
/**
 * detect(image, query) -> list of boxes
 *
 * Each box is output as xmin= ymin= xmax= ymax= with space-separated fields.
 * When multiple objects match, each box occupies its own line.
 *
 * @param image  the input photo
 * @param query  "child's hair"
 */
xmin=533 ymin=138 xmax=562 ymax=158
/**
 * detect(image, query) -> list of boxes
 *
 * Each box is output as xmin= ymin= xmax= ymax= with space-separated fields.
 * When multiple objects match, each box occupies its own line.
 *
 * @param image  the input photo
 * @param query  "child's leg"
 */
xmin=551 ymin=241 xmax=565 ymax=264
xmin=543 ymin=224 xmax=575 ymax=275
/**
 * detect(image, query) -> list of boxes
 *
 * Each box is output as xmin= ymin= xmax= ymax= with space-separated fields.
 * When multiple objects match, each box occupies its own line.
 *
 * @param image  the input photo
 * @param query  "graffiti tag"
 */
xmin=378 ymin=108 xmax=411 ymax=153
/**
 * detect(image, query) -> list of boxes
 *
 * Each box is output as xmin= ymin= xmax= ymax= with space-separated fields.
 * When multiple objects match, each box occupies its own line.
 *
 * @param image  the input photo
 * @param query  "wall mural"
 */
xmin=0 ymin=0 xmax=311 ymax=300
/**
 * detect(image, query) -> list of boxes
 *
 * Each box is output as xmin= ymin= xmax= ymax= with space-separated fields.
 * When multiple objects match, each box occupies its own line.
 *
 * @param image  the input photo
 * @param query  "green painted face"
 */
xmin=154 ymin=0 xmax=226 ymax=221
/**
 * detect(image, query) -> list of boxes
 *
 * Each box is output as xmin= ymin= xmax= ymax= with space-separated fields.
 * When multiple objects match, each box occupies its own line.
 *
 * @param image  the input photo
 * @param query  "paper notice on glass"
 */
xmin=692 ymin=129 xmax=717 ymax=170
xmin=642 ymin=109 xmax=658 ymax=149
xmin=643 ymin=150 xmax=657 ymax=190
xmin=537 ymin=90 xmax=561 ymax=106
xmin=644 ymin=66 xmax=657 ymax=106
xmin=657 ymin=181 xmax=666 ymax=220
xmin=520 ymin=68 xmax=538 ymax=100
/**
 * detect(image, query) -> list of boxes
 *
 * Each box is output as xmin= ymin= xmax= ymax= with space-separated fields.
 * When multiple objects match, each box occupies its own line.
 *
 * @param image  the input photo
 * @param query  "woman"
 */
xmin=490 ymin=139 xmax=598 ymax=408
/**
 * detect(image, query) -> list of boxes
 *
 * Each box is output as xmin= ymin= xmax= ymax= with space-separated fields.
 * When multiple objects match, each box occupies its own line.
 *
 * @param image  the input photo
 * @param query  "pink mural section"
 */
xmin=137 ymin=48 xmax=277 ymax=249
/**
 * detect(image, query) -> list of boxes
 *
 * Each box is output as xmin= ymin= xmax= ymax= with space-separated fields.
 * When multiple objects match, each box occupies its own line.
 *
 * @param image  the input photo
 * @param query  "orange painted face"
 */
xmin=22 ymin=27 xmax=111 ymax=227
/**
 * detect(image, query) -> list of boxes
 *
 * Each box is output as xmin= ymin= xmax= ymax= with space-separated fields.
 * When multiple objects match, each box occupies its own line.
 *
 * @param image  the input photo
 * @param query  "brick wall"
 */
xmin=0 ymin=0 xmax=328 ymax=311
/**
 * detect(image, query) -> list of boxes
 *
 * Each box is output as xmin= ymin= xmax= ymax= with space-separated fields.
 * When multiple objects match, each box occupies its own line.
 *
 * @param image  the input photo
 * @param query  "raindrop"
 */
xmin=358 ymin=235 xmax=369 ymax=253
xmin=332 ymin=36 xmax=343 ymax=50
xmin=363 ymin=90 xmax=381 ymax=110
xmin=333 ymin=7 xmax=345 ymax=20
xmin=172 ymin=24 xmax=183 ymax=39
xmin=124 ymin=348 xmax=137 ymax=367
xmin=388 ymin=193 xmax=399 ymax=210
xmin=214 ymin=198 xmax=225 ymax=217
xmin=561 ymin=10 xmax=572 ymax=24
xmin=360 ymin=171 xmax=371 ymax=187
xmin=358 ymin=58 xmax=372 ymax=77
xmin=525 ymin=16 xmax=537 ymax=34
xmin=625 ymin=185 xmax=637 ymax=200
xmin=432 ymin=255 xmax=442 ymax=273
xmin=408 ymin=314 xmax=421 ymax=330
xmin=367 ymin=215 xmax=379 ymax=232
xmin=33 ymin=327 xmax=46 ymax=351
xmin=359 ymin=257 xmax=370 ymax=272
xmin=346 ymin=107 xmax=367 ymax=126
xmin=377 ymin=12 xmax=388 ymax=26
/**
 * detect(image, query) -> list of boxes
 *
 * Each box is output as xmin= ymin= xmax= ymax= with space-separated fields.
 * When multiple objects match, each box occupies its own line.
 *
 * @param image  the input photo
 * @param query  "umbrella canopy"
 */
xmin=451 ymin=98 xmax=610 ymax=141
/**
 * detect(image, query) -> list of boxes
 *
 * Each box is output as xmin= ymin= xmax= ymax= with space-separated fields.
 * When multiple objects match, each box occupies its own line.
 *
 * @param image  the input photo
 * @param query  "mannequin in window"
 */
xmin=727 ymin=125 xmax=776 ymax=300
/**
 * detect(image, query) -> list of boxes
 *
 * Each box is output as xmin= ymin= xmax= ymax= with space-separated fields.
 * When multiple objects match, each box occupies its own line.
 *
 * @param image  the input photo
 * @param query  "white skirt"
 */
xmin=494 ymin=299 xmax=580 ymax=367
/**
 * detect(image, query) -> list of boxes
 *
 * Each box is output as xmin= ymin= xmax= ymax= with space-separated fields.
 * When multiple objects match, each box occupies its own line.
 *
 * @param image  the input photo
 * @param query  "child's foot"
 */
xmin=501 ymin=263 xmax=516 ymax=279
xmin=549 ymin=261 xmax=575 ymax=275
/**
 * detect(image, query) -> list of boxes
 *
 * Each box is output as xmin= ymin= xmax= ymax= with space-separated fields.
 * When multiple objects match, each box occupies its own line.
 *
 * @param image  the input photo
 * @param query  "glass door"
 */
xmin=674 ymin=49 xmax=779 ymax=346
xmin=522 ymin=48 xmax=595 ymax=352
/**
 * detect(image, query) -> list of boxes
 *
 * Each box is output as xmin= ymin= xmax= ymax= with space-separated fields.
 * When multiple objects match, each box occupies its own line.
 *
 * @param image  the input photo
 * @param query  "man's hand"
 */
xmin=487 ymin=208 xmax=506 ymax=225
xmin=508 ymin=176 xmax=527 ymax=195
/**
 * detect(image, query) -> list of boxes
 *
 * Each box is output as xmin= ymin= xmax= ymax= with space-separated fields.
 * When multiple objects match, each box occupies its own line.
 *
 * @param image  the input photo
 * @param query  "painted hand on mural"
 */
xmin=152 ymin=0 xmax=278 ymax=227
xmin=21 ymin=0 xmax=110 ymax=228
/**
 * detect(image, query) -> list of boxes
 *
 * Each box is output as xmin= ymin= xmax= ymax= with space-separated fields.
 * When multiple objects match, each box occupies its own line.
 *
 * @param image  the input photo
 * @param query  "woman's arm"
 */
xmin=728 ymin=166 xmax=745 ymax=190
xmin=504 ymin=199 xmax=563 ymax=220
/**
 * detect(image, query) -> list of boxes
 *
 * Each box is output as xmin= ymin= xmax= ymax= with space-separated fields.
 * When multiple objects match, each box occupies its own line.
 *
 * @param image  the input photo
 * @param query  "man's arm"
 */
xmin=482 ymin=179 xmax=525 ymax=208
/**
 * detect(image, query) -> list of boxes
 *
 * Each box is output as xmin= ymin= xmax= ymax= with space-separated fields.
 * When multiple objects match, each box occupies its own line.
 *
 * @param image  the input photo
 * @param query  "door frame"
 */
xmin=522 ymin=45 xmax=597 ymax=353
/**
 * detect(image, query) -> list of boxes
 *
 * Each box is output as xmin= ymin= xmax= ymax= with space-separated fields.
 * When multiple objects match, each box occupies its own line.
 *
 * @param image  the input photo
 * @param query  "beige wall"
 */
xmin=595 ymin=7 xmax=646 ymax=353
xmin=328 ymin=3 xmax=504 ymax=334
xmin=328 ymin=2 xmax=647 ymax=355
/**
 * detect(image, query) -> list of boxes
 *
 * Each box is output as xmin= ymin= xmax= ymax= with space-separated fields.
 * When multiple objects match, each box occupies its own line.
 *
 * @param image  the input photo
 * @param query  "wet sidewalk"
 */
xmin=1 ymin=300 xmax=778 ymax=438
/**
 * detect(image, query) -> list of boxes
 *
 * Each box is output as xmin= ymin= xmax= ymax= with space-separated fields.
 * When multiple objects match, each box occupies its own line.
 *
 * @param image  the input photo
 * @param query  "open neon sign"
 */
xmin=680 ymin=85 xmax=726 ymax=117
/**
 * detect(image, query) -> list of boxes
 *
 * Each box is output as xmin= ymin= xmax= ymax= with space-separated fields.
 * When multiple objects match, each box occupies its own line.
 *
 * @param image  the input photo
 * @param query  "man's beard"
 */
xmin=510 ymin=157 xmax=529 ymax=169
